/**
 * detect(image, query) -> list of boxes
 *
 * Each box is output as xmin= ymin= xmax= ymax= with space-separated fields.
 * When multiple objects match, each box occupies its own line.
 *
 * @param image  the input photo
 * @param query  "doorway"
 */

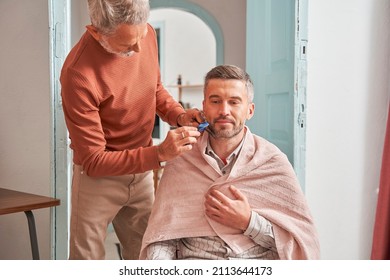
xmin=50 ymin=0 xmax=307 ymax=259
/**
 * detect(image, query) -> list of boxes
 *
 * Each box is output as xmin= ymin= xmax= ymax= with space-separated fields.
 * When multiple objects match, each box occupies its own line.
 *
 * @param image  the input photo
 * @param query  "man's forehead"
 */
xmin=205 ymin=79 xmax=247 ymax=94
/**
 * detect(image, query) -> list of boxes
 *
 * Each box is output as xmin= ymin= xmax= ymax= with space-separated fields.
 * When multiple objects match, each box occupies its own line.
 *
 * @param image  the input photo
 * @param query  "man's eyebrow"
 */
xmin=230 ymin=96 xmax=243 ymax=101
xmin=208 ymin=94 xmax=242 ymax=100
xmin=119 ymin=41 xmax=136 ymax=47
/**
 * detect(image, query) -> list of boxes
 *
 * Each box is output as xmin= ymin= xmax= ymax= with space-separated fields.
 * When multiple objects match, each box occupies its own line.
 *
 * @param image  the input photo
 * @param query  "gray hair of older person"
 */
xmin=88 ymin=0 xmax=150 ymax=35
xmin=204 ymin=65 xmax=254 ymax=103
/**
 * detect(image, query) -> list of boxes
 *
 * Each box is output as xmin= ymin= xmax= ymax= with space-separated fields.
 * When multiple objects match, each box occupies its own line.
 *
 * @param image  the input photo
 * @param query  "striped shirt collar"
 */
xmin=205 ymin=131 xmax=246 ymax=173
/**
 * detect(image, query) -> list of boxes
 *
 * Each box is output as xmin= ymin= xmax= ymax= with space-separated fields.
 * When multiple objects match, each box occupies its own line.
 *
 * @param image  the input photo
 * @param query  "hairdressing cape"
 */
xmin=140 ymin=128 xmax=320 ymax=259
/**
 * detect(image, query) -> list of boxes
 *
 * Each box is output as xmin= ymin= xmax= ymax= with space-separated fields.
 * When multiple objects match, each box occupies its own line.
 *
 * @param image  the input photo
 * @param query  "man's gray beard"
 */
xmin=209 ymin=123 xmax=244 ymax=139
xmin=99 ymin=39 xmax=135 ymax=57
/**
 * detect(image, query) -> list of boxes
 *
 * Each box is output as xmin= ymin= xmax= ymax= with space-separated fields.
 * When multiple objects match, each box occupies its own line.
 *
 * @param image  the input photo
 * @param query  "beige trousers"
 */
xmin=69 ymin=165 xmax=154 ymax=260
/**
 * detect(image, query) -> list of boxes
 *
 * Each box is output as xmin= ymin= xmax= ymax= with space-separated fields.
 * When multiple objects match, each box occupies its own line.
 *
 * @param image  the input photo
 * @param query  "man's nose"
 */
xmin=219 ymin=102 xmax=230 ymax=115
xmin=132 ymin=41 xmax=141 ymax=52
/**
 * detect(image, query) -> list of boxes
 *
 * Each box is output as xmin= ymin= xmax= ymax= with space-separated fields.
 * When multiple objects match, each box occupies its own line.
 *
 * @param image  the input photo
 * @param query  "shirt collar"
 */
xmin=205 ymin=131 xmax=246 ymax=167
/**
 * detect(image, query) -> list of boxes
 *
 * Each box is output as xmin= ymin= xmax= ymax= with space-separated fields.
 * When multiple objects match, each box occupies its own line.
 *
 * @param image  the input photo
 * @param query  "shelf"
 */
xmin=166 ymin=84 xmax=203 ymax=101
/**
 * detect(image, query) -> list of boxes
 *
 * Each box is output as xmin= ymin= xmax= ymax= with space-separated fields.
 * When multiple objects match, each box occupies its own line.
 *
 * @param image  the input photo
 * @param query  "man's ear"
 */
xmin=86 ymin=25 xmax=101 ymax=41
xmin=246 ymin=103 xmax=255 ymax=120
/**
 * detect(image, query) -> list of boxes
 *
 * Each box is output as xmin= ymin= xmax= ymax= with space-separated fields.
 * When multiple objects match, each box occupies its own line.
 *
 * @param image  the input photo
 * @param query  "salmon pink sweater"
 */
xmin=60 ymin=24 xmax=184 ymax=177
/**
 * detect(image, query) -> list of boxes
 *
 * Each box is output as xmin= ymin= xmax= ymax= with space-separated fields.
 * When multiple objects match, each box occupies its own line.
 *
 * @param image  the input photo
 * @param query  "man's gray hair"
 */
xmin=88 ymin=0 xmax=150 ymax=35
xmin=204 ymin=65 xmax=254 ymax=103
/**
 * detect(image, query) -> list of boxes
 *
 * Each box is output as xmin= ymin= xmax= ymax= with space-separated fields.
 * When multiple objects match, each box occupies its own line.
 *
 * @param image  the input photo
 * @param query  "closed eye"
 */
xmin=210 ymin=99 xmax=221 ymax=104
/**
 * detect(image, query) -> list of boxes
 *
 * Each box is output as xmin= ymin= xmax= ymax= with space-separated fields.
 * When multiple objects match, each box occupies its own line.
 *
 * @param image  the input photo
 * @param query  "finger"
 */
xmin=177 ymin=128 xmax=187 ymax=140
xmin=199 ymin=110 xmax=207 ymax=121
xmin=179 ymin=144 xmax=193 ymax=152
xmin=186 ymin=120 xmax=202 ymax=128
xmin=181 ymin=110 xmax=202 ymax=126
xmin=206 ymin=193 xmax=227 ymax=211
xmin=177 ymin=130 xmax=200 ymax=148
xmin=205 ymin=208 xmax=222 ymax=221
xmin=195 ymin=111 xmax=205 ymax=123
xmin=178 ymin=136 xmax=199 ymax=149
xmin=181 ymin=126 xmax=198 ymax=131
xmin=178 ymin=126 xmax=200 ymax=137
xmin=204 ymin=201 xmax=223 ymax=217
xmin=184 ymin=110 xmax=204 ymax=126
xmin=182 ymin=128 xmax=201 ymax=137
xmin=209 ymin=190 xmax=230 ymax=205
xmin=204 ymin=201 xmax=218 ymax=212
xmin=228 ymin=185 xmax=245 ymax=200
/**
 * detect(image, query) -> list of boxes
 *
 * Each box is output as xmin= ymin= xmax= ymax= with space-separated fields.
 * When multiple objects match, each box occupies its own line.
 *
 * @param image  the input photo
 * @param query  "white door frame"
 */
xmin=294 ymin=0 xmax=308 ymax=190
xmin=49 ymin=0 xmax=72 ymax=260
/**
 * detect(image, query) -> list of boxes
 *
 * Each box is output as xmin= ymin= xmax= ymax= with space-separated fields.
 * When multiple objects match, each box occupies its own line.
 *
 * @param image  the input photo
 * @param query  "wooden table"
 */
xmin=0 ymin=188 xmax=60 ymax=260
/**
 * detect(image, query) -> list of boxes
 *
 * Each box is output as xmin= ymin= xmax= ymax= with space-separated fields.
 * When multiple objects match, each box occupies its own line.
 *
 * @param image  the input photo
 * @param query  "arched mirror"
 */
xmin=149 ymin=8 xmax=217 ymax=142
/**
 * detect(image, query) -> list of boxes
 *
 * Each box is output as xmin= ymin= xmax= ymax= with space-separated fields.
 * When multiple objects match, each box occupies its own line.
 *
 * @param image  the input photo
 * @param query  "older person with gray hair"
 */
xmin=60 ymin=0 xmax=203 ymax=260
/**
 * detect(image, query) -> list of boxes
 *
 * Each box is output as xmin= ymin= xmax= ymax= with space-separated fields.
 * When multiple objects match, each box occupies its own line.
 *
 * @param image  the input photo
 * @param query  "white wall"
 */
xmin=190 ymin=0 xmax=247 ymax=69
xmin=306 ymin=0 xmax=390 ymax=259
xmin=149 ymin=9 xmax=216 ymax=109
xmin=0 ymin=0 xmax=53 ymax=259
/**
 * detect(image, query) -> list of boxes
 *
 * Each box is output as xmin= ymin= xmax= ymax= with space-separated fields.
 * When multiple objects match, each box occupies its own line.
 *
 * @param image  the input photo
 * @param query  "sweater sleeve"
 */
xmin=155 ymin=79 xmax=186 ymax=127
xmin=61 ymin=68 xmax=161 ymax=177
